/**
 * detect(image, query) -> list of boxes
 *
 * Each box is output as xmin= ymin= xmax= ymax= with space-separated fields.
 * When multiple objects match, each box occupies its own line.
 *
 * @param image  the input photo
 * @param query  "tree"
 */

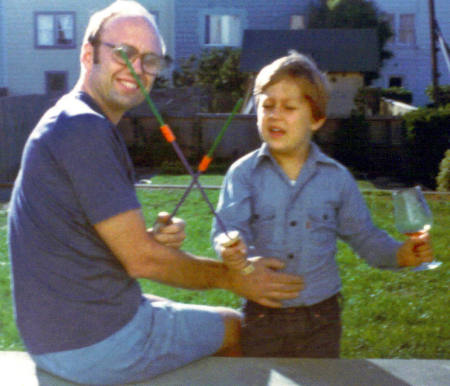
xmin=307 ymin=0 xmax=393 ymax=83
xmin=172 ymin=48 xmax=249 ymax=112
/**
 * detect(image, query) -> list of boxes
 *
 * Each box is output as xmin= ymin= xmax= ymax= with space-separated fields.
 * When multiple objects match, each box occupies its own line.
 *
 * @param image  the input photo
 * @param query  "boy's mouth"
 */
xmin=268 ymin=127 xmax=286 ymax=137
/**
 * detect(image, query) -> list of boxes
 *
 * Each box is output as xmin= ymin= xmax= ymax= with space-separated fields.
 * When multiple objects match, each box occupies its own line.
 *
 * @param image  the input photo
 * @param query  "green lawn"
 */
xmin=0 ymin=175 xmax=449 ymax=358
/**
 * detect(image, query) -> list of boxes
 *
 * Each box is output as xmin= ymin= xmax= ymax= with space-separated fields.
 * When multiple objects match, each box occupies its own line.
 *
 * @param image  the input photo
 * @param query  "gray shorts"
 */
xmin=32 ymin=296 xmax=225 ymax=384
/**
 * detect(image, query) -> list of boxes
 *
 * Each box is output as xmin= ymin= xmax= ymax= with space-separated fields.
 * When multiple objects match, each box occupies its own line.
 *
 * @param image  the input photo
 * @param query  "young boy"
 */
xmin=212 ymin=51 xmax=433 ymax=358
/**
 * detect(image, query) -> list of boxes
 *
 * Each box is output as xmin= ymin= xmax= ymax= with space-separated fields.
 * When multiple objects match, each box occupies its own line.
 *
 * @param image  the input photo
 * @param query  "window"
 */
xmin=290 ymin=15 xmax=305 ymax=30
xmin=204 ymin=14 xmax=241 ymax=46
xmin=385 ymin=13 xmax=416 ymax=47
xmin=45 ymin=71 xmax=68 ymax=94
xmin=398 ymin=14 xmax=416 ymax=46
xmin=35 ymin=12 xmax=75 ymax=48
xmin=389 ymin=76 xmax=403 ymax=88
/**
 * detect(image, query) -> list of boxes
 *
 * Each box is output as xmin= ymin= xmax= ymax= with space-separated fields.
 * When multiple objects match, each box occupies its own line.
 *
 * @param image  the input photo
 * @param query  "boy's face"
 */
xmin=256 ymin=76 xmax=324 ymax=161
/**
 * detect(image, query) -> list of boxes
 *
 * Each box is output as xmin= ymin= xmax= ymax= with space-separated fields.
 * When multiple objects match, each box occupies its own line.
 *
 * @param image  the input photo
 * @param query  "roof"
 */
xmin=240 ymin=29 xmax=379 ymax=73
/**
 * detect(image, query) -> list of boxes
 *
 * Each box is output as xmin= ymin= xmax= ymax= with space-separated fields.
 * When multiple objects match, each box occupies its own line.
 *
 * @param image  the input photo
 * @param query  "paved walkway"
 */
xmin=1 ymin=351 xmax=449 ymax=385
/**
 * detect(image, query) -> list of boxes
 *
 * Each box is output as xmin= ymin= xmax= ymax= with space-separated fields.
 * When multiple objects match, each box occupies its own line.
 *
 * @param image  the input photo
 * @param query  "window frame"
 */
xmin=385 ymin=12 xmax=416 ymax=47
xmin=398 ymin=14 xmax=416 ymax=46
xmin=34 ymin=11 xmax=76 ymax=49
xmin=290 ymin=14 xmax=305 ymax=30
xmin=199 ymin=9 xmax=245 ymax=48
xmin=45 ymin=71 xmax=68 ymax=95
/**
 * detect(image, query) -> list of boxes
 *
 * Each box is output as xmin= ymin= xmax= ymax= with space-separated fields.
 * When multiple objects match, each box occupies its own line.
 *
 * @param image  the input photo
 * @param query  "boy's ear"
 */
xmin=311 ymin=117 xmax=326 ymax=132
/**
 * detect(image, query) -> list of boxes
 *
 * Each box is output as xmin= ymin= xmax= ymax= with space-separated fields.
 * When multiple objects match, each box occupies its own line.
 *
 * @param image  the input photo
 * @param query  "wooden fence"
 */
xmin=0 ymin=93 xmax=404 ymax=197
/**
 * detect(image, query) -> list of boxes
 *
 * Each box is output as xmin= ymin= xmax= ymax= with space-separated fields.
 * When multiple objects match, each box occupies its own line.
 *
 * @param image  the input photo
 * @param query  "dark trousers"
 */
xmin=241 ymin=294 xmax=342 ymax=358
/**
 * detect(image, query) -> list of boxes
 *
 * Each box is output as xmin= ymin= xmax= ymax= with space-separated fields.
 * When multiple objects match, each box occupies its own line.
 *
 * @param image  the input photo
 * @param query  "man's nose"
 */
xmin=130 ymin=56 xmax=144 ymax=75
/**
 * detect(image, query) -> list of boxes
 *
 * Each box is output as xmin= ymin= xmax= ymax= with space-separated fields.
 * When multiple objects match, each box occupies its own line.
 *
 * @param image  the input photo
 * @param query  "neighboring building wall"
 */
xmin=3 ymin=0 xmax=174 ymax=96
xmin=174 ymin=0 xmax=311 ymax=65
xmin=373 ymin=0 xmax=450 ymax=106
xmin=0 ymin=0 xmax=6 ymax=90
xmin=327 ymin=73 xmax=364 ymax=117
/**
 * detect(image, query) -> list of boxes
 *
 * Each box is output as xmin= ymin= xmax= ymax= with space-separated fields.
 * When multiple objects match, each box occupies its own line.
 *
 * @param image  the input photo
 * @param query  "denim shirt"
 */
xmin=212 ymin=142 xmax=401 ymax=307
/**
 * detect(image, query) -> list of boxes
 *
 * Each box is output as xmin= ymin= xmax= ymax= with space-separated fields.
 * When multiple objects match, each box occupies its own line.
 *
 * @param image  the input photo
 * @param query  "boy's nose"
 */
xmin=270 ymin=106 xmax=281 ymax=118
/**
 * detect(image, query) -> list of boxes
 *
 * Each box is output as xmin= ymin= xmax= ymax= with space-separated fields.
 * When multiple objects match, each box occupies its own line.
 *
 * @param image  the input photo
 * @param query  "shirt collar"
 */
xmin=72 ymin=91 xmax=110 ymax=121
xmin=252 ymin=141 xmax=336 ymax=170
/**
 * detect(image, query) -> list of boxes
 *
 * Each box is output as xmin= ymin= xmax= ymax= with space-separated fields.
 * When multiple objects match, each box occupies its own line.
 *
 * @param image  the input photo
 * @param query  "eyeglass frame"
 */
xmin=96 ymin=41 xmax=171 ymax=76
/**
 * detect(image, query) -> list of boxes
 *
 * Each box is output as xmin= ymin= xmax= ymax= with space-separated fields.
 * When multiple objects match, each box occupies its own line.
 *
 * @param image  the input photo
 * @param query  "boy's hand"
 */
xmin=217 ymin=231 xmax=254 ymax=273
xmin=396 ymin=232 xmax=434 ymax=267
xmin=150 ymin=212 xmax=186 ymax=249
xmin=219 ymin=235 xmax=249 ymax=271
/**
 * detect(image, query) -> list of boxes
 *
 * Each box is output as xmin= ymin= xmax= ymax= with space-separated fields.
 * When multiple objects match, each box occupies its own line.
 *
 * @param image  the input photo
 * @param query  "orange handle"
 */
xmin=198 ymin=155 xmax=212 ymax=172
xmin=160 ymin=124 xmax=176 ymax=143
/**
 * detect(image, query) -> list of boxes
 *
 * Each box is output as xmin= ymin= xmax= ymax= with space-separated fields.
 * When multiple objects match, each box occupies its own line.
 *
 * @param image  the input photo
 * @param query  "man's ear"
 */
xmin=311 ymin=117 xmax=326 ymax=132
xmin=80 ymin=42 xmax=94 ymax=72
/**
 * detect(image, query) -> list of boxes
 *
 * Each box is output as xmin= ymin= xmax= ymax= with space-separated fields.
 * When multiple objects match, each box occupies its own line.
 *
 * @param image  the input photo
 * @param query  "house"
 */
xmin=173 ymin=0 xmax=311 ymax=63
xmin=0 ymin=0 xmax=311 ymax=96
xmin=239 ymin=29 xmax=379 ymax=117
xmin=0 ymin=0 xmax=175 ymax=96
xmin=0 ymin=0 xmax=449 ymax=107
xmin=371 ymin=0 xmax=450 ymax=106
xmin=172 ymin=0 xmax=450 ymax=107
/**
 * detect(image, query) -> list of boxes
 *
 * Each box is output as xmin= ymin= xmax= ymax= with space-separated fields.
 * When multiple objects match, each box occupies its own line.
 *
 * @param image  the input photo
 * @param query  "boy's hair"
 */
xmin=83 ymin=0 xmax=166 ymax=62
xmin=253 ymin=50 xmax=330 ymax=121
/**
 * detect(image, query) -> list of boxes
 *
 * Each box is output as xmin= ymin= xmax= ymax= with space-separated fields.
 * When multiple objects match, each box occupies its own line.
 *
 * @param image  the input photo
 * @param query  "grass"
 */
xmin=0 ymin=175 xmax=449 ymax=358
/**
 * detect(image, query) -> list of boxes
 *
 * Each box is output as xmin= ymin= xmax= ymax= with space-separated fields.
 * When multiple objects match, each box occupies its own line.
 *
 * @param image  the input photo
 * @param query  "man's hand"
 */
xmin=149 ymin=212 xmax=186 ymax=249
xmin=397 ymin=232 xmax=434 ymax=267
xmin=228 ymin=256 xmax=305 ymax=308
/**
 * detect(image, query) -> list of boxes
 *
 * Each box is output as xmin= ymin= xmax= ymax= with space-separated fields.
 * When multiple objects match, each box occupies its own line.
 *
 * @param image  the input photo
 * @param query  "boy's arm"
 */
xmin=336 ymin=172 xmax=402 ymax=268
xmin=211 ymin=168 xmax=254 ymax=256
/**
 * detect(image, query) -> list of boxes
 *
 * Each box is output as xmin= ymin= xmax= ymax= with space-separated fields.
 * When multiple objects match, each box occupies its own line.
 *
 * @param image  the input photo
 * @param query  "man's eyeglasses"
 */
xmin=100 ymin=42 xmax=170 ymax=76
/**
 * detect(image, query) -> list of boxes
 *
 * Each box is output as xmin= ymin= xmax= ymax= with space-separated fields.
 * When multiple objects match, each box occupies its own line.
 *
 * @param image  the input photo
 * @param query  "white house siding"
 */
xmin=3 ymin=0 xmax=174 ymax=96
xmin=0 ymin=0 xmax=5 ymax=89
xmin=373 ymin=0 xmax=450 ymax=106
xmin=327 ymin=73 xmax=364 ymax=118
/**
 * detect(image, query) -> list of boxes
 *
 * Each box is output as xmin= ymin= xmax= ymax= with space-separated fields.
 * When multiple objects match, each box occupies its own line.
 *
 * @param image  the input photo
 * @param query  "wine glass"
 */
xmin=392 ymin=186 xmax=442 ymax=271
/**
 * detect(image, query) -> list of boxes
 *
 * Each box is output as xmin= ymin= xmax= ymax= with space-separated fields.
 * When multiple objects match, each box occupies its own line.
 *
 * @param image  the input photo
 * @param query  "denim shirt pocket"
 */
xmin=307 ymin=206 xmax=338 ymax=248
xmin=250 ymin=208 xmax=276 ymax=247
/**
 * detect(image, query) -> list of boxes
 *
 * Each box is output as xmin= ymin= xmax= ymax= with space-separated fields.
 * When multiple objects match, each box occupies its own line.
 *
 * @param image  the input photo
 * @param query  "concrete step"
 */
xmin=1 ymin=351 xmax=449 ymax=385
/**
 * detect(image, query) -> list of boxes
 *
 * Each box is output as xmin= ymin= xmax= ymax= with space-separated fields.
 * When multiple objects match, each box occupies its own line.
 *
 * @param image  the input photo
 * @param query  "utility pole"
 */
xmin=428 ymin=0 xmax=440 ymax=105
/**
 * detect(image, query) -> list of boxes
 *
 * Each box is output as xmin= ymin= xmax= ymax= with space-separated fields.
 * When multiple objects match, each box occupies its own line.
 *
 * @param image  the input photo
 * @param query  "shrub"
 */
xmin=333 ymin=112 xmax=371 ymax=171
xmin=354 ymin=87 xmax=413 ymax=115
xmin=153 ymin=75 xmax=170 ymax=89
xmin=402 ymin=104 xmax=450 ymax=189
xmin=172 ymin=55 xmax=197 ymax=87
xmin=426 ymin=84 xmax=450 ymax=106
xmin=172 ymin=48 xmax=249 ymax=112
xmin=436 ymin=149 xmax=450 ymax=192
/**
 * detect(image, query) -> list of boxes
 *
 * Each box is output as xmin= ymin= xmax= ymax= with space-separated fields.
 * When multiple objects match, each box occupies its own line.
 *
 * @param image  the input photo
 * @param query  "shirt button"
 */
xmin=290 ymin=221 xmax=297 ymax=227
xmin=287 ymin=253 xmax=294 ymax=259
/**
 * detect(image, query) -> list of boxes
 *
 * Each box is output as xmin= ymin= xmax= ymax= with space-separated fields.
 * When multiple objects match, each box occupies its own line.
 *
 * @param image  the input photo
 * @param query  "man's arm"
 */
xmin=94 ymin=209 xmax=304 ymax=307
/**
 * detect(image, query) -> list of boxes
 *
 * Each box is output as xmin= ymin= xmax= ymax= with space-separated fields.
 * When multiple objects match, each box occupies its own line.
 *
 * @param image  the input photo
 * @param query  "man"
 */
xmin=7 ymin=1 xmax=304 ymax=384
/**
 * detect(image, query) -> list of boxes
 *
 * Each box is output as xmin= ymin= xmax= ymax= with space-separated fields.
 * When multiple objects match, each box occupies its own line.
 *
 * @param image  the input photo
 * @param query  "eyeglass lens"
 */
xmin=113 ymin=44 xmax=164 ymax=74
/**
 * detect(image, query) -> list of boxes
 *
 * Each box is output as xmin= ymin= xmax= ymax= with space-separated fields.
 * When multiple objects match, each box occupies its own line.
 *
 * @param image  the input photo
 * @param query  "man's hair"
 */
xmin=83 ymin=0 xmax=166 ymax=62
xmin=253 ymin=51 xmax=330 ymax=121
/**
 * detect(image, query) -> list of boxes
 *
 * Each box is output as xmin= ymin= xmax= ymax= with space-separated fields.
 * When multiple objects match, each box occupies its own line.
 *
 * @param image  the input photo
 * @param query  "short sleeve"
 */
xmin=52 ymin=113 xmax=140 ymax=225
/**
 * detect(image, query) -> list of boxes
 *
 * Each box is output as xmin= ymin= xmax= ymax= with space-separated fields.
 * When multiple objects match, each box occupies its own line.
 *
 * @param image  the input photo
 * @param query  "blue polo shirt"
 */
xmin=212 ymin=142 xmax=401 ymax=307
xmin=8 ymin=91 xmax=142 ymax=354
